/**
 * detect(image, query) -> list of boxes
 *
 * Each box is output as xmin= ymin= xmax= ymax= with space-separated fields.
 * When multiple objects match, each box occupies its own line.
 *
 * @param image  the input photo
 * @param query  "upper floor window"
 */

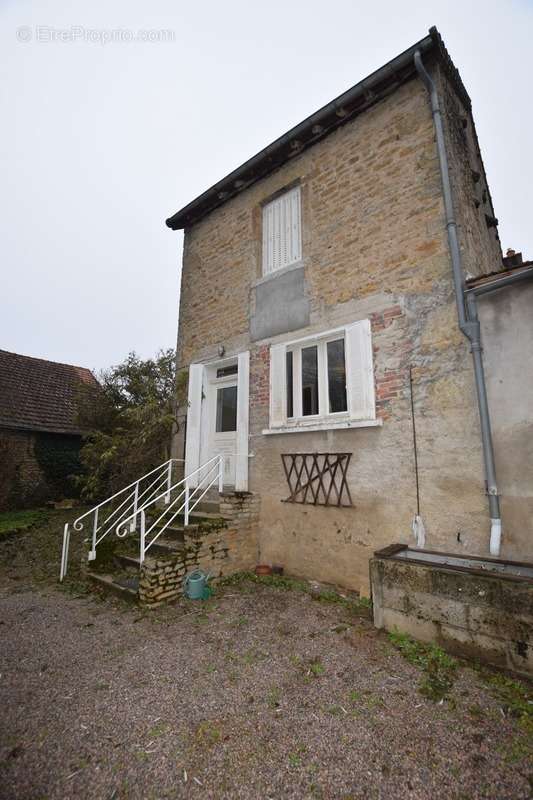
xmin=262 ymin=185 xmax=302 ymax=276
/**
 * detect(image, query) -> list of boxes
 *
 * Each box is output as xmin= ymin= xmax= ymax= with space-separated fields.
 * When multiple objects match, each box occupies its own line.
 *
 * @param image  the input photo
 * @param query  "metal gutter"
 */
xmin=414 ymin=50 xmax=502 ymax=556
xmin=466 ymin=265 xmax=533 ymax=297
xmin=167 ymin=30 xmax=466 ymax=231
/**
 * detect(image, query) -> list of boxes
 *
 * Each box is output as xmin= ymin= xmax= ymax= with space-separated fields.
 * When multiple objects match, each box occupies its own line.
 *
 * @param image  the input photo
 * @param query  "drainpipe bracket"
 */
xmin=487 ymin=485 xmax=499 ymax=497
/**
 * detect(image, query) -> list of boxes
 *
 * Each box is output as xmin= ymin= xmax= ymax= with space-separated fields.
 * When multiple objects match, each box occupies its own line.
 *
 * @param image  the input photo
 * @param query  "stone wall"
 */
xmin=173 ymin=64 xmax=510 ymax=598
xmin=0 ymin=427 xmax=82 ymax=510
xmin=437 ymin=64 xmax=502 ymax=280
xmin=370 ymin=549 xmax=533 ymax=678
xmin=138 ymin=492 xmax=259 ymax=607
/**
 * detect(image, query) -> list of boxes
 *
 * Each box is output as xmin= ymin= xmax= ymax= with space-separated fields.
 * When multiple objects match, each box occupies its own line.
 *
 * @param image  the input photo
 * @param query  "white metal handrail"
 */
xmin=116 ymin=454 xmax=223 ymax=564
xmin=59 ymin=458 xmax=184 ymax=581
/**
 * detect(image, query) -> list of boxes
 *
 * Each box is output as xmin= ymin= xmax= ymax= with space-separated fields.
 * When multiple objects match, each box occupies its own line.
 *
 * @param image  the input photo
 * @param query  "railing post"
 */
xmin=140 ymin=509 xmax=146 ymax=564
xmin=88 ymin=508 xmax=98 ymax=561
xmin=184 ymin=481 xmax=190 ymax=526
xmin=130 ymin=481 xmax=139 ymax=532
xmin=165 ymin=460 xmax=172 ymax=504
xmin=218 ymin=454 xmax=224 ymax=494
xmin=60 ymin=523 xmax=70 ymax=582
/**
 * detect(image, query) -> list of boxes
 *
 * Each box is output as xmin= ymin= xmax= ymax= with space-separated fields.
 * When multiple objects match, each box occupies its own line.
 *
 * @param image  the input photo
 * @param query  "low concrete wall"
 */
xmin=370 ymin=547 xmax=533 ymax=678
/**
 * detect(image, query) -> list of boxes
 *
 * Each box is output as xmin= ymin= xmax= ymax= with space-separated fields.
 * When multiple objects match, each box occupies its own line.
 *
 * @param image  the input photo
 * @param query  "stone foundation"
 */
xmin=138 ymin=492 xmax=259 ymax=607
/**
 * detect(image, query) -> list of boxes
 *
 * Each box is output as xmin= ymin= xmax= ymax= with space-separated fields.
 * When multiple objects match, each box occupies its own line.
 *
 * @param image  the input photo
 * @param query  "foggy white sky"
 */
xmin=1 ymin=0 xmax=532 ymax=372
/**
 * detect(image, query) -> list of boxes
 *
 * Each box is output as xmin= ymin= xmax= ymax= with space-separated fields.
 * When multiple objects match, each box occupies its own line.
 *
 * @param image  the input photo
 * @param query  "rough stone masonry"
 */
xmin=171 ymin=50 xmax=524 ymax=598
xmin=139 ymin=493 xmax=260 ymax=607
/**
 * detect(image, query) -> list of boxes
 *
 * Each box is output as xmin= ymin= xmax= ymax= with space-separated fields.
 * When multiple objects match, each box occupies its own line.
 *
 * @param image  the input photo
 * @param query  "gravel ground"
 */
xmin=0 ymin=515 xmax=532 ymax=799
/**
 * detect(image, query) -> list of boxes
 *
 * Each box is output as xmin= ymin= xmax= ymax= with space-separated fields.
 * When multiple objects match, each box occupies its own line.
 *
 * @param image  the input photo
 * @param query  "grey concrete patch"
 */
xmin=250 ymin=266 xmax=309 ymax=340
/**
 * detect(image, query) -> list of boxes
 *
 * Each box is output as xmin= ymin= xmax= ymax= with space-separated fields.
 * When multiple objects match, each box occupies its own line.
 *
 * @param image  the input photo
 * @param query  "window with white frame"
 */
xmin=262 ymin=185 xmax=302 ymax=276
xmin=266 ymin=319 xmax=377 ymax=433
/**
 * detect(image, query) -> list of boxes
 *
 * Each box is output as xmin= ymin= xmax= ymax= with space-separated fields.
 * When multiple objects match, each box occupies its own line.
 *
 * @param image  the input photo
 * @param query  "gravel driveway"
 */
xmin=0 ymin=516 xmax=532 ymax=799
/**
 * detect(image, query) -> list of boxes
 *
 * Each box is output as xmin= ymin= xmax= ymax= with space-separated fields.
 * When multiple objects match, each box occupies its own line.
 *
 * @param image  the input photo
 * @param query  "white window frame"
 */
xmin=262 ymin=185 xmax=302 ymax=276
xmin=264 ymin=321 xmax=381 ymax=435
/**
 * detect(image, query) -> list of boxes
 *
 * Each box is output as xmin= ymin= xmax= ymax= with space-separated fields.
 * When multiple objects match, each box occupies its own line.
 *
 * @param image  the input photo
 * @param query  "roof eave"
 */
xmin=166 ymin=27 xmax=467 ymax=231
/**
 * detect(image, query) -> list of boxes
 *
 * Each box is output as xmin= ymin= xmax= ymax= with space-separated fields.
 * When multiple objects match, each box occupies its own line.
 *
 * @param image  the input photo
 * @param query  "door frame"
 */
xmin=185 ymin=351 xmax=249 ymax=491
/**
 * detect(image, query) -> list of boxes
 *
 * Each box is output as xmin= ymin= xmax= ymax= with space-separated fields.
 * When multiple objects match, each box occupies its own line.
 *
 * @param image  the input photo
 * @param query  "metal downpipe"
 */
xmin=414 ymin=50 xmax=502 ymax=555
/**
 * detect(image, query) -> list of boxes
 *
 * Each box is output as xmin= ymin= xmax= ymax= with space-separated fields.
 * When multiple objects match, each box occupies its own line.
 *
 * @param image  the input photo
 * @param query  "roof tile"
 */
xmin=0 ymin=350 xmax=98 ymax=435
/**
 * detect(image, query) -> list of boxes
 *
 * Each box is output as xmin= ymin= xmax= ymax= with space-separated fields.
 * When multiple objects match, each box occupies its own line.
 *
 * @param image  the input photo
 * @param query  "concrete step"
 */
xmin=115 ymin=552 xmax=141 ymax=570
xmin=147 ymin=537 xmax=184 ymax=556
xmin=192 ymin=500 xmax=221 ymax=514
xmin=88 ymin=571 xmax=139 ymax=601
xmin=171 ymin=511 xmax=225 ymax=525
xmin=153 ymin=523 xmax=186 ymax=542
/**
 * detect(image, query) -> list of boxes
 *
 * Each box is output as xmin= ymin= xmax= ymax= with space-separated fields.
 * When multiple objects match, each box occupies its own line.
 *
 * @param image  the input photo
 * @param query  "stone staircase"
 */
xmin=86 ymin=498 xmax=224 ymax=602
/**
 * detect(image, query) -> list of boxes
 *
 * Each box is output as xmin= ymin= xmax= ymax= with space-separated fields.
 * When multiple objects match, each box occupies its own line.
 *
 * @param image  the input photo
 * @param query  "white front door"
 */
xmin=186 ymin=353 xmax=249 ymax=491
xmin=207 ymin=372 xmax=238 ymax=486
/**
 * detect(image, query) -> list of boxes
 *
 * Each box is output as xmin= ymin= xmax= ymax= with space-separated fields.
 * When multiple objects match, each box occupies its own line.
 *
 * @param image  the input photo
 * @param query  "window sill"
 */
xmin=253 ymin=260 xmax=304 ymax=288
xmin=262 ymin=418 xmax=382 ymax=435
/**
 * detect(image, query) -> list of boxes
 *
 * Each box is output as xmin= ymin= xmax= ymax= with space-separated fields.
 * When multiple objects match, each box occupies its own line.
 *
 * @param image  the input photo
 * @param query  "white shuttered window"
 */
xmin=265 ymin=320 xmax=378 ymax=434
xmin=262 ymin=186 xmax=302 ymax=275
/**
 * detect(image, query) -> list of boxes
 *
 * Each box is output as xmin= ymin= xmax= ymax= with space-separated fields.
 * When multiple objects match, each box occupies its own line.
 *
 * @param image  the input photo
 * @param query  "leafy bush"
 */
xmin=76 ymin=349 xmax=180 ymax=501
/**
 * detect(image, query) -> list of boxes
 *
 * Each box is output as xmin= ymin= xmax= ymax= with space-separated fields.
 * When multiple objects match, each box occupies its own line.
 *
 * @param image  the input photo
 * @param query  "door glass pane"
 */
xmin=286 ymin=350 xmax=294 ymax=418
xmin=302 ymin=345 xmax=319 ymax=416
xmin=216 ymin=385 xmax=237 ymax=432
xmin=327 ymin=339 xmax=347 ymax=413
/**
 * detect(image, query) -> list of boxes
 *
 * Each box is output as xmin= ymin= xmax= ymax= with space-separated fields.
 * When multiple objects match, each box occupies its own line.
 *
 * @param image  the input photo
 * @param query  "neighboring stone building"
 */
xmin=165 ymin=28 xmax=532 ymax=597
xmin=0 ymin=350 xmax=98 ymax=510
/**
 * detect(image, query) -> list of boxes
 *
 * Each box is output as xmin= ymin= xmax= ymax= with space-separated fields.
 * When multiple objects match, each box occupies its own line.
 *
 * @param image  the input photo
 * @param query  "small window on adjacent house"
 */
xmin=262 ymin=185 xmax=302 ymax=275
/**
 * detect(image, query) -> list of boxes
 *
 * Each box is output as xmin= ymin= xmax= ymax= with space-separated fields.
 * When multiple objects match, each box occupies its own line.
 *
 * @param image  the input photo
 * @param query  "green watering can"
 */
xmin=183 ymin=569 xmax=211 ymax=600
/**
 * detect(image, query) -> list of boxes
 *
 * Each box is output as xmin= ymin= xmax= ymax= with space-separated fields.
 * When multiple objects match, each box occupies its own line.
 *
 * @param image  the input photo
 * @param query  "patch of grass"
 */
xmin=194 ymin=721 xmax=221 ymax=748
xmin=0 ymin=509 xmax=49 ymax=537
xmin=267 ymin=686 xmax=281 ymax=708
xmin=217 ymin=571 xmax=370 ymax=613
xmin=365 ymin=693 xmax=385 ymax=709
xmin=500 ymin=735 xmax=532 ymax=764
xmin=243 ymin=648 xmax=265 ymax=665
xmin=478 ymin=670 xmax=533 ymax=725
xmin=148 ymin=722 xmax=170 ymax=738
xmin=288 ymin=745 xmax=307 ymax=768
xmin=389 ymin=630 xmax=457 ymax=702
xmin=476 ymin=668 xmax=533 ymax=764
xmin=348 ymin=690 xmax=361 ymax=703
xmin=309 ymin=657 xmax=325 ymax=677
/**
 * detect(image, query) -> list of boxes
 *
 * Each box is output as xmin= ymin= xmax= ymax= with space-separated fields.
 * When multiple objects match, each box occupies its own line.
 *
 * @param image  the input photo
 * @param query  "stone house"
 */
xmin=0 ymin=350 xmax=98 ymax=510
xmin=165 ymin=28 xmax=532 ymax=597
